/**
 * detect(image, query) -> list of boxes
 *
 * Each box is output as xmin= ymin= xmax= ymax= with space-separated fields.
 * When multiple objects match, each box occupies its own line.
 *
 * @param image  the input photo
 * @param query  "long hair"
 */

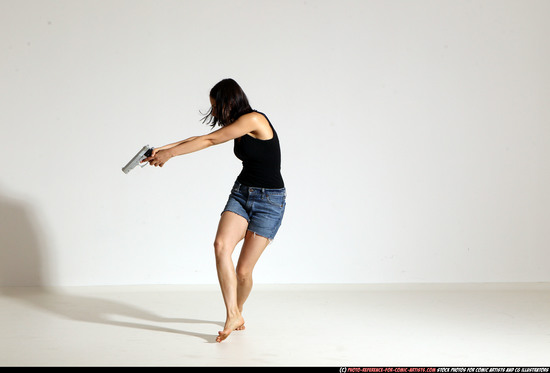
xmin=202 ymin=78 xmax=253 ymax=128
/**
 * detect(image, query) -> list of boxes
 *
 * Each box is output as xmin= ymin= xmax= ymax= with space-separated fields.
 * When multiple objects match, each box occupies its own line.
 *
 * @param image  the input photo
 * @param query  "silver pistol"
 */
xmin=122 ymin=145 xmax=154 ymax=174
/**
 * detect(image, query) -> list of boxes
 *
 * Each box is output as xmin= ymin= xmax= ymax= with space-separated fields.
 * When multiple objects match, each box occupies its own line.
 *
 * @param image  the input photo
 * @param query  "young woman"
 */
xmin=144 ymin=78 xmax=286 ymax=343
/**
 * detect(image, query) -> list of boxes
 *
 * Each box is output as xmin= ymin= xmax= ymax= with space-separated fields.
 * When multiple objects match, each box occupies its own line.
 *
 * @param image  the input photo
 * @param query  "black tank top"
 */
xmin=233 ymin=111 xmax=285 ymax=189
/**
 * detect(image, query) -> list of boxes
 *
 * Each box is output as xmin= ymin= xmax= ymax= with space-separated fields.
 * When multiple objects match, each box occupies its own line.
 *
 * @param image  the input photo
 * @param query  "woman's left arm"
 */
xmin=145 ymin=113 xmax=259 ymax=167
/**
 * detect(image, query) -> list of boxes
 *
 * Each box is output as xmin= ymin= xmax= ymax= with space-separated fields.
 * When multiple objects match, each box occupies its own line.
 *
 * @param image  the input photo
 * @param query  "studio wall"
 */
xmin=1 ymin=0 xmax=549 ymax=286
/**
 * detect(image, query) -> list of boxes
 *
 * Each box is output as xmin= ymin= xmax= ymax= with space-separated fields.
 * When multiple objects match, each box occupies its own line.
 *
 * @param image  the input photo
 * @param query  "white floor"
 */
xmin=0 ymin=283 xmax=549 ymax=367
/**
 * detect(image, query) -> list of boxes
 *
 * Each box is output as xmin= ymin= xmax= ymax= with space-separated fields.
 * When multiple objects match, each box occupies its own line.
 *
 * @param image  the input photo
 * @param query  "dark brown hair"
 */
xmin=202 ymin=78 xmax=253 ymax=128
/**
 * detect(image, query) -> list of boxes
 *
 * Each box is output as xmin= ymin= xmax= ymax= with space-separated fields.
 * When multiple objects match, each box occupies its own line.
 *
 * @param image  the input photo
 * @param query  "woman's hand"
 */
xmin=143 ymin=148 xmax=173 ymax=168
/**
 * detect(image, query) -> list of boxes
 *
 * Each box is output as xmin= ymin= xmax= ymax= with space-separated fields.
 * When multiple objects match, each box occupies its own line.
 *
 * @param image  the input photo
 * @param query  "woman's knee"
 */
xmin=236 ymin=264 xmax=253 ymax=282
xmin=214 ymin=239 xmax=233 ymax=259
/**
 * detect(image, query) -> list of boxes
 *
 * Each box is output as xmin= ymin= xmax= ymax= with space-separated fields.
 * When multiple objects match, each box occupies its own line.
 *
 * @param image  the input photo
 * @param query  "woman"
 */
xmin=144 ymin=78 xmax=286 ymax=343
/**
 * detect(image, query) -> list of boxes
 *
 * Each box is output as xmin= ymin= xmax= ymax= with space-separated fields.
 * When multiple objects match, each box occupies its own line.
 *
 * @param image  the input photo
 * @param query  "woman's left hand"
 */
xmin=144 ymin=149 xmax=172 ymax=167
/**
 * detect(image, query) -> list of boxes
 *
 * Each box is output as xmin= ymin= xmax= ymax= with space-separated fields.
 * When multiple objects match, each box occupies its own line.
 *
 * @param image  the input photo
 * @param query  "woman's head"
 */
xmin=202 ymin=78 xmax=253 ymax=128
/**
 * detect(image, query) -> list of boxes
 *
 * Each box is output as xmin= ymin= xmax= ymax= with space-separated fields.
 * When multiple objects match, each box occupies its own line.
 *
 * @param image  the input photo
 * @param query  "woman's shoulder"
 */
xmin=241 ymin=110 xmax=263 ymax=119
xmin=238 ymin=111 xmax=273 ymax=139
xmin=239 ymin=111 xmax=270 ymax=125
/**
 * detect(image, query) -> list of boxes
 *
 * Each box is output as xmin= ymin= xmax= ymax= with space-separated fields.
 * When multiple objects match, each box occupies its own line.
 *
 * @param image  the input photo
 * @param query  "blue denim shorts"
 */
xmin=222 ymin=181 xmax=286 ymax=240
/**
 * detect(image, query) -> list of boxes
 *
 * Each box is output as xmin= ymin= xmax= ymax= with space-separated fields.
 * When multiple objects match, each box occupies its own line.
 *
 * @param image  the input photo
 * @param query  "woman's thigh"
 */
xmin=214 ymin=211 xmax=249 ymax=256
xmin=236 ymin=230 xmax=270 ymax=275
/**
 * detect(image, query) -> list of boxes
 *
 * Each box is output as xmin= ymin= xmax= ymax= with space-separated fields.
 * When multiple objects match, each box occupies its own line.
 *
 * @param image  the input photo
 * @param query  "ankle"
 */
xmin=227 ymin=308 xmax=241 ymax=319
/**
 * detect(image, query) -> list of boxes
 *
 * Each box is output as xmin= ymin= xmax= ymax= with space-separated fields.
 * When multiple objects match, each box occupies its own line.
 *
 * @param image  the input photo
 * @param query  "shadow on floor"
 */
xmin=0 ymin=186 xmax=221 ymax=343
xmin=1 ymin=287 xmax=222 ymax=343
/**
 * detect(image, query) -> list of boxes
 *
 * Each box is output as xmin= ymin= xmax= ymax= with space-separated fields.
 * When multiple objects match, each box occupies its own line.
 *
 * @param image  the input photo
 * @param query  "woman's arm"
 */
xmin=154 ymin=136 xmax=199 ymax=152
xmin=144 ymin=112 xmax=262 ymax=167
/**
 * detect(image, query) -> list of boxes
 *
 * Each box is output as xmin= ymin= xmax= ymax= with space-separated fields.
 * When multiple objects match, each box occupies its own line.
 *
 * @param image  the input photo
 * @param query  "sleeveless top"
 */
xmin=233 ymin=111 xmax=285 ymax=189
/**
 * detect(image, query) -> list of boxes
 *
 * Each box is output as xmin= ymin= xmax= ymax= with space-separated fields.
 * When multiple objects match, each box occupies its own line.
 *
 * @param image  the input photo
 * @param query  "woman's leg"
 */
xmin=214 ymin=211 xmax=248 ymax=342
xmin=235 ymin=231 xmax=270 ymax=321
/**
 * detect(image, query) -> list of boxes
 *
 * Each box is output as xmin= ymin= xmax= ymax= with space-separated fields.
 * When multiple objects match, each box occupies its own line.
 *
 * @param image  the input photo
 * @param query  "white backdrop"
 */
xmin=1 ymin=0 xmax=549 ymax=286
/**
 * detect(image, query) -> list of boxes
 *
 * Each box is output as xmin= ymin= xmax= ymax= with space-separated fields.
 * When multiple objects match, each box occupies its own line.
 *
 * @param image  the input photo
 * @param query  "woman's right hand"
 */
xmin=143 ymin=148 xmax=173 ymax=168
xmin=141 ymin=148 xmax=158 ymax=164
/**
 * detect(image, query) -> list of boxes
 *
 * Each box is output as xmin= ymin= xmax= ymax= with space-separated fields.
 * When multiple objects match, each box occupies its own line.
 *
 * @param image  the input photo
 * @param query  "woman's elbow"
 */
xmin=207 ymin=137 xmax=219 ymax=147
xmin=207 ymin=135 xmax=229 ymax=146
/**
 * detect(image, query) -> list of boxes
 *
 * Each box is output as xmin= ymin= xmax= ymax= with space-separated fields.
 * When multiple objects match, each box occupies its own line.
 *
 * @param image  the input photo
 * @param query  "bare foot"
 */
xmin=235 ymin=307 xmax=245 ymax=330
xmin=216 ymin=314 xmax=245 ymax=343
xmin=236 ymin=308 xmax=245 ymax=330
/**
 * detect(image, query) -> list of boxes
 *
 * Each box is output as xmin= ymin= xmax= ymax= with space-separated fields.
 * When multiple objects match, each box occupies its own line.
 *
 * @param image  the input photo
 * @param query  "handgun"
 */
xmin=122 ymin=145 xmax=154 ymax=174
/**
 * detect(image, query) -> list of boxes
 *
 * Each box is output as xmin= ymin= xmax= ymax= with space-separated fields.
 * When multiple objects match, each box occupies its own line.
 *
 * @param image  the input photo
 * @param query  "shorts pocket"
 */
xmin=265 ymin=192 xmax=286 ymax=208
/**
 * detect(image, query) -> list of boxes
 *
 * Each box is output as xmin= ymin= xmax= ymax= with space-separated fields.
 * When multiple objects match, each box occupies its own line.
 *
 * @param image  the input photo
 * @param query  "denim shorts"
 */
xmin=222 ymin=181 xmax=286 ymax=240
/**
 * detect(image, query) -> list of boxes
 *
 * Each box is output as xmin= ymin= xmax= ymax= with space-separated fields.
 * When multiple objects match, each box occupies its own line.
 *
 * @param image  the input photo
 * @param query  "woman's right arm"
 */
xmin=144 ymin=112 xmax=262 ymax=167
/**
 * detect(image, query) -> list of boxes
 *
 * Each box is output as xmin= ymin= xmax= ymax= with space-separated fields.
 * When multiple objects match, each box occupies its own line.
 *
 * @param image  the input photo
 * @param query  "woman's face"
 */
xmin=210 ymin=97 xmax=217 ymax=118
